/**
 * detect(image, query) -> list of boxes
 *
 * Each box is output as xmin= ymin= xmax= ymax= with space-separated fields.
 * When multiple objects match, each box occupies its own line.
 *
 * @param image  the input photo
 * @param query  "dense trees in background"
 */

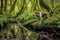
xmin=0 ymin=0 xmax=60 ymax=40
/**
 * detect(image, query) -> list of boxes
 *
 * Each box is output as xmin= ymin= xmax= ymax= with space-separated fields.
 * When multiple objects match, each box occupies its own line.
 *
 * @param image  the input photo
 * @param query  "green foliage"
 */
xmin=17 ymin=11 xmax=38 ymax=22
xmin=0 ymin=0 xmax=60 ymax=40
xmin=0 ymin=12 xmax=8 ymax=26
xmin=0 ymin=11 xmax=11 ymax=27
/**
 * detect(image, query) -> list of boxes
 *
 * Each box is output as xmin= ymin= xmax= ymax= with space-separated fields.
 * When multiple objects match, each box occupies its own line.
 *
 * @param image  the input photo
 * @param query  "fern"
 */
xmin=0 ymin=12 xmax=10 ymax=27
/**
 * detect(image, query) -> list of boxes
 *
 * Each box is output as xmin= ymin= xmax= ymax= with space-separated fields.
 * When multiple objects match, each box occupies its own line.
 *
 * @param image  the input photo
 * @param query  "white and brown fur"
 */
xmin=34 ymin=11 xmax=50 ymax=23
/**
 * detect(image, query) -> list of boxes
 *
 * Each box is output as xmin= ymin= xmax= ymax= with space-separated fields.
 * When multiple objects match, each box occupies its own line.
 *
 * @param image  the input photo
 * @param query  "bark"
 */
xmin=39 ymin=0 xmax=52 ymax=12
xmin=13 ymin=0 xmax=25 ymax=18
xmin=0 ymin=0 xmax=3 ymax=14
xmin=4 ymin=0 xmax=8 ymax=11
xmin=1 ymin=0 xmax=3 ymax=9
xmin=10 ymin=0 xmax=17 ymax=13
